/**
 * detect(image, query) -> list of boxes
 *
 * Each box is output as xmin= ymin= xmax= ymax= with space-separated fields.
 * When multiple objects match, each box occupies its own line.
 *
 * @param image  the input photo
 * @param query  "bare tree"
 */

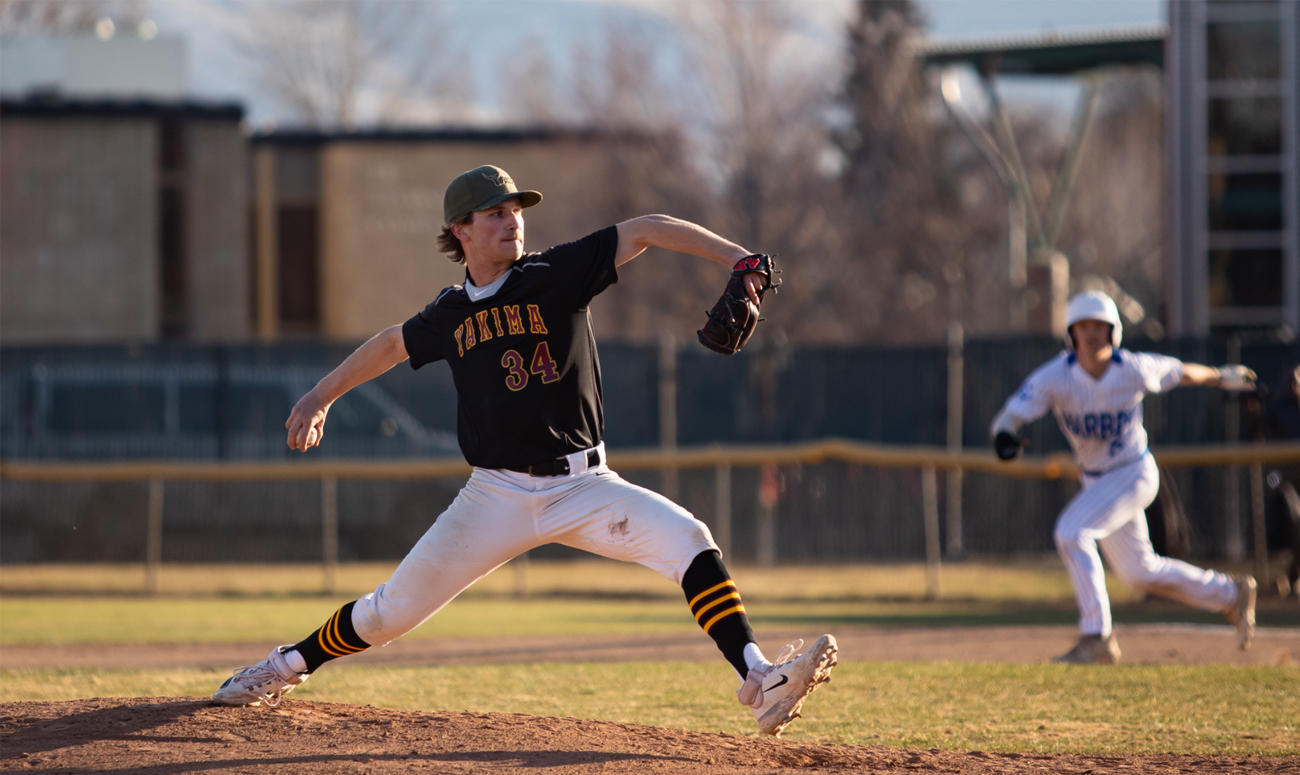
xmin=667 ymin=0 xmax=841 ymax=343
xmin=677 ymin=1 xmax=832 ymax=243
xmin=500 ymin=36 xmax=558 ymax=124
xmin=204 ymin=0 xmax=462 ymax=129
xmin=568 ymin=13 xmax=688 ymax=132
xmin=556 ymin=14 xmax=723 ymax=342
xmin=830 ymin=0 xmax=1067 ymax=344
xmin=831 ymin=0 xmax=969 ymax=343
xmin=544 ymin=3 xmax=844 ymax=345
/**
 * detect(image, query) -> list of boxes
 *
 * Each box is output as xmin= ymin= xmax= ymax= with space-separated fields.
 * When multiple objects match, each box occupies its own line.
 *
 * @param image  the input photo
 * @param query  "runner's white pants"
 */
xmin=1054 ymin=453 xmax=1237 ymax=637
xmin=350 ymin=462 xmax=719 ymax=647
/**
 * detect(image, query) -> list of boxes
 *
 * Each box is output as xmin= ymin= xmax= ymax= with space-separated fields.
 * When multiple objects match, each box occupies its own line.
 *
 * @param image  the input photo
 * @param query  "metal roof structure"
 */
xmin=915 ymin=23 xmax=1167 ymax=75
xmin=914 ymin=23 xmax=1171 ymax=336
xmin=0 ymin=94 xmax=243 ymax=120
xmin=248 ymin=126 xmax=637 ymax=145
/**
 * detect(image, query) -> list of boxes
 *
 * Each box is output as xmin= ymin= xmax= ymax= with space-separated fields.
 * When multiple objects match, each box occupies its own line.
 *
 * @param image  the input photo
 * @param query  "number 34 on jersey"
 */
xmin=452 ymin=303 xmax=558 ymax=391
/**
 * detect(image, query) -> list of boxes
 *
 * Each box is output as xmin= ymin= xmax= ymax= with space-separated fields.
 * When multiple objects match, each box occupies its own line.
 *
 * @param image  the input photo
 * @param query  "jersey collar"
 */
xmin=1066 ymin=349 xmax=1123 ymax=366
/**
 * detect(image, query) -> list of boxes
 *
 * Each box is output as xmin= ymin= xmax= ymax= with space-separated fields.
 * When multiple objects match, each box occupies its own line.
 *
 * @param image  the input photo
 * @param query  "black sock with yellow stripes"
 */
xmin=290 ymin=600 xmax=371 ymax=673
xmin=682 ymin=550 xmax=756 ymax=679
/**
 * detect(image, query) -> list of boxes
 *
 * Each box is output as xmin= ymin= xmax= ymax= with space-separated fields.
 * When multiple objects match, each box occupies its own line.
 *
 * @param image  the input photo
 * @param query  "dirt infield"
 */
xmin=3 ymin=623 xmax=1297 ymax=670
xmin=3 ymin=625 xmax=1297 ymax=773
xmin=2 ymin=697 xmax=1294 ymax=774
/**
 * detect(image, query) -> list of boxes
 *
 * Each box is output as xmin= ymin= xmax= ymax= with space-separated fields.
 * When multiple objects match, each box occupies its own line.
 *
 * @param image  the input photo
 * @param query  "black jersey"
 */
xmin=401 ymin=226 xmax=619 ymax=470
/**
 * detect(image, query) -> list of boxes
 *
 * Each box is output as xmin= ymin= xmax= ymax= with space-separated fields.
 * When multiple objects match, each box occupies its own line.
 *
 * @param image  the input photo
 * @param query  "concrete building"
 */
xmin=1168 ymin=0 xmax=1299 ymax=335
xmin=0 ymin=105 xmax=647 ymax=345
xmin=249 ymin=129 xmax=641 ymax=341
xmin=0 ymin=97 xmax=249 ymax=344
xmin=0 ymin=25 xmax=655 ymax=344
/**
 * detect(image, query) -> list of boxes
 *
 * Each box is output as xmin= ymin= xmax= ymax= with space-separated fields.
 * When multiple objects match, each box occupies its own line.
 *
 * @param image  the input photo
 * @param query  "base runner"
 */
xmin=212 ymin=165 xmax=836 ymax=736
xmin=991 ymin=291 xmax=1259 ymax=664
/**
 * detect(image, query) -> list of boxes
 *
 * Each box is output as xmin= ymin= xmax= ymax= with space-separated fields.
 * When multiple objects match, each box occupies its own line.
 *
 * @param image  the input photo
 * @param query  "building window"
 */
xmin=159 ymin=115 xmax=187 ymax=339
xmin=1207 ymin=20 xmax=1282 ymax=80
xmin=1208 ymin=248 xmax=1285 ymax=307
xmin=1207 ymin=96 xmax=1283 ymax=155
xmin=1206 ymin=172 xmax=1284 ymax=230
xmin=277 ymin=205 xmax=320 ymax=333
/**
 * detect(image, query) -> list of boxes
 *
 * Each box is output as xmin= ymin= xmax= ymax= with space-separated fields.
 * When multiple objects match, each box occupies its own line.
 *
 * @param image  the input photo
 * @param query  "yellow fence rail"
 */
xmin=4 ymin=439 xmax=1299 ymax=482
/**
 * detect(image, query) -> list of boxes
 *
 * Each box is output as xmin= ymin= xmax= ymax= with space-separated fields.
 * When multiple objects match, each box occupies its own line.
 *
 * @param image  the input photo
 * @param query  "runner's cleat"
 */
xmin=1225 ymin=575 xmax=1257 ymax=650
xmin=749 ymin=635 xmax=838 ymax=737
xmin=212 ymin=646 xmax=308 ymax=707
xmin=1051 ymin=633 xmax=1121 ymax=665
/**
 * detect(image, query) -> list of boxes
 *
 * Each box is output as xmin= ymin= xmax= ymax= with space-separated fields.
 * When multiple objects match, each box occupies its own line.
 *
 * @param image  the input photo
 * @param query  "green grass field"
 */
xmin=3 ymin=559 xmax=1296 ymax=645
xmin=2 ymin=560 xmax=1298 ymax=755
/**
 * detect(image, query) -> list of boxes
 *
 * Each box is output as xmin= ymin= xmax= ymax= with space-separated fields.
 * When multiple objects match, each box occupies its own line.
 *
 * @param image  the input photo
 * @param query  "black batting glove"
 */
xmin=994 ymin=431 xmax=1023 ymax=461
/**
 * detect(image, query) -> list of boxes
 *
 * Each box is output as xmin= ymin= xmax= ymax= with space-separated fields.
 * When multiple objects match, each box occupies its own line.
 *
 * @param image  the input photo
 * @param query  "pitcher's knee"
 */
xmin=647 ymin=502 xmax=716 ymax=549
xmin=653 ymin=516 xmax=716 ymax=563
xmin=351 ymin=586 xmax=423 ymax=646
xmin=683 ymin=516 xmax=716 ymax=547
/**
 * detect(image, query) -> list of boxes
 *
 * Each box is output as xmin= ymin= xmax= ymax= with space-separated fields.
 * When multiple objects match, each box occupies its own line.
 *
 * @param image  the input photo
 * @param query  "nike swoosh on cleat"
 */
xmin=764 ymin=674 xmax=789 ymax=691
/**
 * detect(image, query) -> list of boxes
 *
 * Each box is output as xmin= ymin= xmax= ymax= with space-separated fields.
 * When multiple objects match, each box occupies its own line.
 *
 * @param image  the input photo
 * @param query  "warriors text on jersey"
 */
xmin=998 ymin=349 xmax=1184 ymax=474
xmin=401 ymin=226 xmax=618 ymax=471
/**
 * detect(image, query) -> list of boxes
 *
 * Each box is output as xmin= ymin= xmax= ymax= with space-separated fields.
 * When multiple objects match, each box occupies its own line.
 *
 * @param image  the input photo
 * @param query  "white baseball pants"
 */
xmin=349 ymin=460 xmax=719 ymax=647
xmin=1054 ymin=453 xmax=1237 ymax=637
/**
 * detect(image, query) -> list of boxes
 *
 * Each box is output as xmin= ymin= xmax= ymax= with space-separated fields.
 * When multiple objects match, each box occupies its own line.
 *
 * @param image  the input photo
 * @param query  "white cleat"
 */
xmin=1051 ymin=633 xmax=1121 ymax=665
xmin=212 ymin=646 xmax=308 ymax=707
xmin=740 ymin=635 xmax=838 ymax=737
xmin=1225 ymin=575 xmax=1257 ymax=651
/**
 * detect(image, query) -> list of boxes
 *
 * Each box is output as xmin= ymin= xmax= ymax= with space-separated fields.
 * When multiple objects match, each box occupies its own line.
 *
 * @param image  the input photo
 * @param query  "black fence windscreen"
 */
xmin=3 ymin=336 xmax=1298 ymax=564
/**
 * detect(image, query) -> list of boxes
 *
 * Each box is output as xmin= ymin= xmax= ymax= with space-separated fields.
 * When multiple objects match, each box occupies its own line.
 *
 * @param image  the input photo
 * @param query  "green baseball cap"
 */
xmin=443 ymin=165 xmax=542 ymax=225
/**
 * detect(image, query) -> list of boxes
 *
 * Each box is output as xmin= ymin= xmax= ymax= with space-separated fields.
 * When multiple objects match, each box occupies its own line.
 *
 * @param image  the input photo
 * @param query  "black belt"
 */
xmin=509 ymin=448 xmax=601 ymax=477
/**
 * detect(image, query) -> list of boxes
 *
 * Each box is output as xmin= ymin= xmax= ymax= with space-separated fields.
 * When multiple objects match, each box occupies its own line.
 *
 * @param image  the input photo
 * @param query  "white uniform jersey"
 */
xmin=999 ymin=349 xmax=1184 ymax=474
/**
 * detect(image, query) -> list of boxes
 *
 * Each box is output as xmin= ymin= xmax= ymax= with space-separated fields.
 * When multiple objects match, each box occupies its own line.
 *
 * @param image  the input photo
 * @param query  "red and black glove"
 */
xmin=697 ymin=254 xmax=781 ymax=356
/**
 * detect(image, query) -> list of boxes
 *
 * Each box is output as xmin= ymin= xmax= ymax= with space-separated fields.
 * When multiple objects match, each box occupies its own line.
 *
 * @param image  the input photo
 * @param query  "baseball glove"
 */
xmin=1216 ymin=364 xmax=1257 ymax=392
xmin=994 ymin=431 xmax=1023 ymax=461
xmin=697 ymin=254 xmax=781 ymax=355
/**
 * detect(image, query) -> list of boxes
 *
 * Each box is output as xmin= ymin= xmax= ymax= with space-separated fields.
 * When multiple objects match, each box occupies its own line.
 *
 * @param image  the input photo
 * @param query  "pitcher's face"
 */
xmin=457 ymin=198 xmax=525 ymax=264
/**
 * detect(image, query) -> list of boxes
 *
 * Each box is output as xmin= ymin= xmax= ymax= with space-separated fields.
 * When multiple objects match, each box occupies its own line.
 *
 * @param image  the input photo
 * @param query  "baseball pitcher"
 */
xmin=212 ymin=165 xmax=835 ymax=736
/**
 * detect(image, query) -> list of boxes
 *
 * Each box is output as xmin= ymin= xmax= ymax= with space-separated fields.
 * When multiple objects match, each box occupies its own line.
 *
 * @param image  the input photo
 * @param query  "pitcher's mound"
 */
xmin=0 ymin=698 xmax=1288 ymax=773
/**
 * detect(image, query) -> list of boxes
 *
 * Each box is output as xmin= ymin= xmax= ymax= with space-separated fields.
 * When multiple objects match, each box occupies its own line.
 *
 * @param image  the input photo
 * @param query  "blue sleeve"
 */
xmin=1130 ymin=351 xmax=1185 ymax=394
xmin=1001 ymin=357 xmax=1060 ymax=424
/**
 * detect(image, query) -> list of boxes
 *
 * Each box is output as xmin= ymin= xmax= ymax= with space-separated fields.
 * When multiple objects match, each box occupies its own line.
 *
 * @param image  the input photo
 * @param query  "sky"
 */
xmin=918 ymin=0 xmax=1162 ymax=38
xmin=153 ymin=0 xmax=1168 ymax=125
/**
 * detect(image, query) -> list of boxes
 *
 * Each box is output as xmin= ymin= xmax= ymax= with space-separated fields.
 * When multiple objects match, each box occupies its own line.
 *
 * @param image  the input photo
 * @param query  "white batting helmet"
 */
xmin=1065 ymin=291 xmax=1122 ymax=349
